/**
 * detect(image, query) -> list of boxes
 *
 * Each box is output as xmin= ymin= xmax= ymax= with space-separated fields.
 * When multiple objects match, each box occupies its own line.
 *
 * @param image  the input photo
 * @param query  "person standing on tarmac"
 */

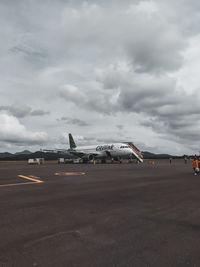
xmin=192 ymin=157 xmax=199 ymax=175
xmin=192 ymin=158 xmax=196 ymax=173
xmin=184 ymin=156 xmax=187 ymax=164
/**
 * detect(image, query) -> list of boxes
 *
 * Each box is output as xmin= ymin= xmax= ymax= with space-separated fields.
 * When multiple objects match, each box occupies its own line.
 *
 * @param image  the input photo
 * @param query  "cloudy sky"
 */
xmin=1 ymin=0 xmax=200 ymax=154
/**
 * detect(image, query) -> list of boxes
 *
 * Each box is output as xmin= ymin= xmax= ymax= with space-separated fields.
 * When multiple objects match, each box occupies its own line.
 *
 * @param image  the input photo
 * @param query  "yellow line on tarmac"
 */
xmin=18 ymin=175 xmax=43 ymax=183
xmin=0 ymin=182 xmax=38 ymax=187
xmin=0 ymin=175 xmax=43 ymax=188
xmin=29 ymin=175 xmax=41 ymax=179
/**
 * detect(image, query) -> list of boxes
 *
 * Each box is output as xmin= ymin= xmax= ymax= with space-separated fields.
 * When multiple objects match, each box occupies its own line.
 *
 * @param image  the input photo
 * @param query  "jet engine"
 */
xmin=82 ymin=154 xmax=94 ymax=162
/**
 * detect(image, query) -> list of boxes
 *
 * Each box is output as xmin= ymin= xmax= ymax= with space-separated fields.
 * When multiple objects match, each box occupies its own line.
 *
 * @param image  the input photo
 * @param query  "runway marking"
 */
xmin=0 ymin=175 xmax=43 ymax=187
xmin=0 ymin=182 xmax=39 ymax=187
xmin=18 ymin=175 xmax=43 ymax=183
xmin=54 ymin=172 xmax=86 ymax=176
xmin=29 ymin=175 xmax=41 ymax=179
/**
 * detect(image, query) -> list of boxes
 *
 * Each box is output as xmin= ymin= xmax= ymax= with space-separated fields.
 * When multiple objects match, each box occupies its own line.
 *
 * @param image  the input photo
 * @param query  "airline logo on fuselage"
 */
xmin=96 ymin=145 xmax=114 ymax=151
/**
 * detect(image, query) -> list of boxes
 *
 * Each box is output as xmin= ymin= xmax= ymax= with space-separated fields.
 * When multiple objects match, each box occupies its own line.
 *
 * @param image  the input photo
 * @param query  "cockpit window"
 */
xmin=120 ymin=146 xmax=129 ymax=149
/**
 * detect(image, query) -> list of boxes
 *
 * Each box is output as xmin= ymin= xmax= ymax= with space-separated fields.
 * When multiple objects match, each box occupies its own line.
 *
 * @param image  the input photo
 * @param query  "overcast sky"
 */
xmin=1 ymin=0 xmax=200 ymax=154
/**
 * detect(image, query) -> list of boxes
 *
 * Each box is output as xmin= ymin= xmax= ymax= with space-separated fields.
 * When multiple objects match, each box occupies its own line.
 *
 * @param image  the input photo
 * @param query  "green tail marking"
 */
xmin=69 ymin=133 xmax=76 ymax=149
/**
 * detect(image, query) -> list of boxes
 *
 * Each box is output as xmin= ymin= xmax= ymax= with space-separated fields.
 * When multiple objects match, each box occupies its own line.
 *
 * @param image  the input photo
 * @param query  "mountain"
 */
xmin=142 ymin=151 xmax=173 ymax=159
xmin=0 ymin=150 xmax=179 ymax=161
xmin=15 ymin=150 xmax=32 ymax=155
xmin=0 ymin=152 xmax=14 ymax=158
xmin=0 ymin=150 xmax=74 ymax=161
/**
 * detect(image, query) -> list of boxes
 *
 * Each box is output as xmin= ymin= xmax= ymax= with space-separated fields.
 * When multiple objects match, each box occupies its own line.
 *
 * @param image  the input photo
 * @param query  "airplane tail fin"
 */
xmin=69 ymin=133 xmax=76 ymax=149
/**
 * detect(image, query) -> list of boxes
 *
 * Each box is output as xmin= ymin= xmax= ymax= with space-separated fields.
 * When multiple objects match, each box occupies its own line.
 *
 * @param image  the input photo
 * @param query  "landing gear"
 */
xmin=118 ymin=157 xmax=122 ymax=164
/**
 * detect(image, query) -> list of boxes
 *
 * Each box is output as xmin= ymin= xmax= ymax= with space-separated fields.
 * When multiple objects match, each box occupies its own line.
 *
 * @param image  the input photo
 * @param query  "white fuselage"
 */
xmin=76 ymin=143 xmax=139 ymax=160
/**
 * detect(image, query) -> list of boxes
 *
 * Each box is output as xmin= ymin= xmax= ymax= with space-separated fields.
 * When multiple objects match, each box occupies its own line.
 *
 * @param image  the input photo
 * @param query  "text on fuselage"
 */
xmin=96 ymin=145 xmax=114 ymax=151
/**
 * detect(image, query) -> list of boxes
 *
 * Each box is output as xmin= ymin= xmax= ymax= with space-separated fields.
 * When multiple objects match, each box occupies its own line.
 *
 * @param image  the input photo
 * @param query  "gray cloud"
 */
xmin=1 ymin=0 xmax=200 ymax=154
xmin=116 ymin=125 xmax=124 ymax=130
xmin=0 ymin=105 xmax=31 ymax=118
xmin=0 ymin=104 xmax=50 ymax=118
xmin=30 ymin=110 xmax=50 ymax=116
xmin=58 ymin=117 xmax=89 ymax=127
xmin=59 ymin=65 xmax=200 ymax=146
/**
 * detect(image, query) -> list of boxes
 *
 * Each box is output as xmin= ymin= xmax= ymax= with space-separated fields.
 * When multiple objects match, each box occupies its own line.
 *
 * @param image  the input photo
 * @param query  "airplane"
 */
xmin=44 ymin=133 xmax=143 ymax=163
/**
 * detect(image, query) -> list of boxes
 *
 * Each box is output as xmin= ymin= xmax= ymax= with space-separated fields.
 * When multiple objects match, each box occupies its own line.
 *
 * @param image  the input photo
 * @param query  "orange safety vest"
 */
xmin=192 ymin=160 xmax=199 ymax=168
xmin=195 ymin=160 xmax=199 ymax=168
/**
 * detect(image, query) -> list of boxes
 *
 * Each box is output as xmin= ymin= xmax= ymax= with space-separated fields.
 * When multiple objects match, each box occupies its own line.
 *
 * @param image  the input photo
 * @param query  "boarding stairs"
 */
xmin=127 ymin=142 xmax=143 ymax=162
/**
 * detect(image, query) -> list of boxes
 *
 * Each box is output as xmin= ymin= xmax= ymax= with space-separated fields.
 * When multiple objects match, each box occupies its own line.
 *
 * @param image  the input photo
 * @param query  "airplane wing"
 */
xmin=41 ymin=149 xmax=70 ymax=153
xmin=68 ymin=150 xmax=100 ymax=158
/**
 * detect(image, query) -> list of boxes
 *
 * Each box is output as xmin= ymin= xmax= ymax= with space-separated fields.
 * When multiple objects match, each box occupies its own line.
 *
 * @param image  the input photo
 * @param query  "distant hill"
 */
xmin=0 ymin=150 xmax=181 ymax=161
xmin=0 ymin=152 xmax=14 ymax=158
xmin=0 ymin=150 xmax=74 ymax=161
xmin=15 ymin=150 xmax=32 ymax=155
xmin=142 ymin=151 xmax=174 ymax=159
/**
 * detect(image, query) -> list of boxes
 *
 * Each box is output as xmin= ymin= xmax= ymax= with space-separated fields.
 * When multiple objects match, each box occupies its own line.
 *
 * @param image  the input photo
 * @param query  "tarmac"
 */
xmin=0 ymin=160 xmax=200 ymax=267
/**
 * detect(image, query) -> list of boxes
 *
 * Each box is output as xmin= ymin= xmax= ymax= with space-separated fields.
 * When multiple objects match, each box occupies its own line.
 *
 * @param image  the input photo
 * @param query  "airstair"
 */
xmin=127 ymin=142 xmax=143 ymax=162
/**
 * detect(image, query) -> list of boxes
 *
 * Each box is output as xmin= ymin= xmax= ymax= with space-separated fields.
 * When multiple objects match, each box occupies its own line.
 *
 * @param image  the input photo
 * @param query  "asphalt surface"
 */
xmin=0 ymin=160 xmax=200 ymax=267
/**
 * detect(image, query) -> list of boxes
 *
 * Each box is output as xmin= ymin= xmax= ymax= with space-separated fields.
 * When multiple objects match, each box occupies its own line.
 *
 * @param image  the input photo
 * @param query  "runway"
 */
xmin=0 ymin=160 xmax=200 ymax=267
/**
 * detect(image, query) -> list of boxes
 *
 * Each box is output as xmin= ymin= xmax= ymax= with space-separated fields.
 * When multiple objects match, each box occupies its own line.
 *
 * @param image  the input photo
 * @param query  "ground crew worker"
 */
xmin=184 ymin=156 xmax=187 ymax=164
xmin=192 ymin=158 xmax=196 ymax=172
xmin=192 ymin=158 xmax=199 ymax=175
